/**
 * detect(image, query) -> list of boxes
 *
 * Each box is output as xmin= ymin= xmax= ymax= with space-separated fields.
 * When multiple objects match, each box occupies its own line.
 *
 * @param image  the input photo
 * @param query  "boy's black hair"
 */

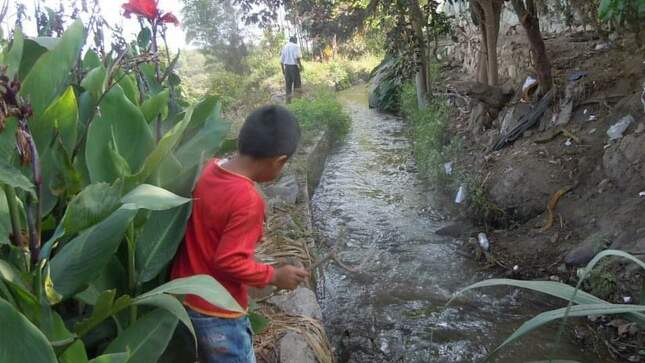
xmin=289 ymin=36 xmax=297 ymax=43
xmin=238 ymin=105 xmax=301 ymax=159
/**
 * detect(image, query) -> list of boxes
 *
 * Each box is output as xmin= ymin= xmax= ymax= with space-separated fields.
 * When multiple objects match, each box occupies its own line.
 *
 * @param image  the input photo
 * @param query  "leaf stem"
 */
xmin=2 ymin=184 xmax=22 ymax=247
xmin=127 ymin=222 xmax=137 ymax=324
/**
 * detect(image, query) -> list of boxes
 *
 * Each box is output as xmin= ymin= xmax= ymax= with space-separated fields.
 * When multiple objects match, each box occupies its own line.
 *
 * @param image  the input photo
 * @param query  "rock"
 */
xmin=279 ymin=332 xmax=316 ymax=363
xmin=264 ymin=175 xmax=299 ymax=205
xmin=488 ymin=155 xmax=570 ymax=222
xmin=565 ymin=233 xmax=609 ymax=266
xmin=635 ymin=122 xmax=645 ymax=134
xmin=268 ymin=287 xmax=322 ymax=320
xmin=602 ymin=132 xmax=645 ymax=192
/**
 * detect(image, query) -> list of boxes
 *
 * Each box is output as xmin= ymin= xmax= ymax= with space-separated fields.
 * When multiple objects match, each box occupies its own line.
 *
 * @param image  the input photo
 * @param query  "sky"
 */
xmin=3 ymin=1 xmax=190 ymax=49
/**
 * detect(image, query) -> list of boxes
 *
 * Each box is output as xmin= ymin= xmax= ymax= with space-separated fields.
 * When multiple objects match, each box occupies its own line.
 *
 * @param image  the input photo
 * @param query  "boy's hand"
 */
xmin=271 ymin=265 xmax=309 ymax=290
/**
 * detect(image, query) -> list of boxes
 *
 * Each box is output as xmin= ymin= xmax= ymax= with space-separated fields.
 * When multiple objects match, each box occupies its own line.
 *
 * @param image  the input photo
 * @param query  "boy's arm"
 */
xmin=210 ymin=196 xmax=274 ymax=288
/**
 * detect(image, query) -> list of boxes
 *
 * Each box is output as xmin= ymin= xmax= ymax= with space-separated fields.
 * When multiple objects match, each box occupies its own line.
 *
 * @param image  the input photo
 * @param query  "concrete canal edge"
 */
xmin=254 ymin=128 xmax=335 ymax=363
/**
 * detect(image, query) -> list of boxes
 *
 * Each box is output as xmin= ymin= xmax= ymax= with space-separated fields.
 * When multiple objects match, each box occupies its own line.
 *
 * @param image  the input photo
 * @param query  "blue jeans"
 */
xmin=188 ymin=310 xmax=256 ymax=363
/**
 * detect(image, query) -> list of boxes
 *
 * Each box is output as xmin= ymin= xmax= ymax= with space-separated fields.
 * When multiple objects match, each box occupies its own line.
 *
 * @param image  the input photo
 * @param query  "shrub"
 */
xmin=0 ymin=14 xmax=238 ymax=363
xmin=288 ymin=90 xmax=351 ymax=138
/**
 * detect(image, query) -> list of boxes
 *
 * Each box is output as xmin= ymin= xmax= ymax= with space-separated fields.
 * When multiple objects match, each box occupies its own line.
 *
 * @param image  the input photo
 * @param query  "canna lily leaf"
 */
xmin=0 ymin=298 xmax=57 ymax=363
xmin=19 ymin=20 xmax=85 ymax=117
xmin=121 ymin=184 xmax=190 ymax=211
xmin=104 ymin=309 xmax=177 ymax=363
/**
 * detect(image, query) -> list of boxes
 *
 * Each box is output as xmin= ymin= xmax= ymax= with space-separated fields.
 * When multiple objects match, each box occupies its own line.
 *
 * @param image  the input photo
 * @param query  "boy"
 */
xmin=171 ymin=105 xmax=309 ymax=363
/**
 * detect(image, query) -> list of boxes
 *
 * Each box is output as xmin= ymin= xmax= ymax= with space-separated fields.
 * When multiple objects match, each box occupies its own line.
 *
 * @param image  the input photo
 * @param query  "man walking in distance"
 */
xmin=281 ymin=36 xmax=303 ymax=103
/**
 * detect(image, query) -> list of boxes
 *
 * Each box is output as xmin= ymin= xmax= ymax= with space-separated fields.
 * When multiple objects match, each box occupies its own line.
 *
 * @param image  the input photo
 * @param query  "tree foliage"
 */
xmin=182 ymin=0 xmax=249 ymax=74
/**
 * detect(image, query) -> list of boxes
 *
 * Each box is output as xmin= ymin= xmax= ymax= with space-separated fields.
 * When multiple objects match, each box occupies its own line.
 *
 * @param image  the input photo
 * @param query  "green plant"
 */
xmin=288 ymin=90 xmax=351 ymax=138
xmin=400 ymin=82 xmax=452 ymax=183
xmin=449 ymin=249 xmax=645 ymax=361
xmin=0 ymin=9 xmax=238 ymax=363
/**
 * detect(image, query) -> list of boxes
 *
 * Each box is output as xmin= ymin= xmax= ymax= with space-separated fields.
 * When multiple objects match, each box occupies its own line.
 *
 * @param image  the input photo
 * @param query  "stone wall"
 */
xmin=440 ymin=0 xmax=585 ymax=85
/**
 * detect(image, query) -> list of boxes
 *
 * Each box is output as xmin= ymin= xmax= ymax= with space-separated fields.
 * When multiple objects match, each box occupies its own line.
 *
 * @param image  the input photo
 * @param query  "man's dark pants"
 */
xmin=284 ymin=64 xmax=301 ymax=102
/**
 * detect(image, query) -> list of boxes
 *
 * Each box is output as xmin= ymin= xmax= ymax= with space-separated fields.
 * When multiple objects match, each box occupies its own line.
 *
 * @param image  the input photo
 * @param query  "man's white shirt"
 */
xmin=280 ymin=43 xmax=301 ymax=65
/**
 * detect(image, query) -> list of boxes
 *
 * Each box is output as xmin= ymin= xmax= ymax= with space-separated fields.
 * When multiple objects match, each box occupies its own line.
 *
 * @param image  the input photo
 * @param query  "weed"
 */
xmin=288 ymin=89 xmax=351 ymax=138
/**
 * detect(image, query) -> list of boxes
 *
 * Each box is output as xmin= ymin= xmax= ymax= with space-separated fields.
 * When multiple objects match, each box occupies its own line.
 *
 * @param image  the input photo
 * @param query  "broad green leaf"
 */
xmin=118 ymin=74 xmax=139 ymax=106
xmin=124 ymin=106 xmax=194 ymax=188
xmin=82 ymin=50 xmax=101 ymax=71
xmin=136 ymin=204 xmax=191 ymax=283
xmin=175 ymin=109 xmax=229 ymax=170
xmin=89 ymin=353 xmax=130 ymax=363
xmin=132 ymin=293 xmax=195 ymax=346
xmin=6 ymin=27 xmax=24 ymax=79
xmin=159 ymin=151 xmax=205 ymax=197
xmin=184 ymin=96 xmax=222 ymax=137
xmin=0 ymin=298 xmax=57 ymax=363
xmin=249 ymin=311 xmax=270 ymax=335
xmin=137 ymin=28 xmax=152 ymax=49
xmin=494 ymin=304 xmax=645 ymax=355
xmin=85 ymin=85 xmax=155 ymax=183
xmin=32 ymin=37 xmax=60 ymax=50
xmin=19 ymin=20 xmax=85 ymax=117
xmin=137 ymin=275 xmax=244 ymax=313
xmin=81 ymin=66 xmax=107 ymax=101
xmin=59 ymin=340 xmax=89 ymax=363
xmin=141 ymin=89 xmax=170 ymax=123
xmin=49 ymin=207 xmax=137 ymax=299
xmin=18 ymin=39 xmax=47 ymax=80
xmin=0 ymin=159 xmax=35 ymax=196
xmin=0 ymin=117 xmax=18 ymax=163
xmin=61 ymin=182 xmax=122 ymax=236
xmin=140 ymin=63 xmax=163 ymax=95
xmin=121 ymin=184 xmax=190 ymax=211
xmin=104 ymin=309 xmax=178 ymax=363
xmin=31 ymin=86 xmax=79 ymax=152
xmin=0 ymin=259 xmax=26 ymax=288
xmin=39 ymin=308 xmax=74 ymax=344
xmin=74 ymin=290 xmax=132 ymax=337
xmin=0 ymin=191 xmax=9 ymax=244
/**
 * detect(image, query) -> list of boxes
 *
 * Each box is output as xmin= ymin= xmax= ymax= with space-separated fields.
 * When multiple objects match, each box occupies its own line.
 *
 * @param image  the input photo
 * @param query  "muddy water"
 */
xmin=310 ymin=86 xmax=602 ymax=363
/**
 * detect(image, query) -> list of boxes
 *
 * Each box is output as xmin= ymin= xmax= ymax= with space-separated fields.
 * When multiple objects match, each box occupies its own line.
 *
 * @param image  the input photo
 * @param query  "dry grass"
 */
xmin=254 ymin=305 xmax=334 ymax=363
xmin=252 ymin=190 xmax=334 ymax=362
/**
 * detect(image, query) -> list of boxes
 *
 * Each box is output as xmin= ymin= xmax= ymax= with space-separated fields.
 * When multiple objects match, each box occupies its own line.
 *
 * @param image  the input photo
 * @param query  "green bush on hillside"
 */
xmin=288 ymin=90 xmax=351 ymax=138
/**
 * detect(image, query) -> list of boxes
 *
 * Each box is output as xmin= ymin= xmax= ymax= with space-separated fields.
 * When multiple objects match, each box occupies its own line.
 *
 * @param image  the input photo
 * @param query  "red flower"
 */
xmin=160 ymin=12 xmax=179 ymax=25
xmin=122 ymin=0 xmax=158 ymax=21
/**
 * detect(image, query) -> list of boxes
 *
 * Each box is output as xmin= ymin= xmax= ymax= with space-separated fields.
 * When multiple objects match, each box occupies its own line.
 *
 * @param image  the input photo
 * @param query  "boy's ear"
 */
xmin=275 ymin=155 xmax=289 ymax=166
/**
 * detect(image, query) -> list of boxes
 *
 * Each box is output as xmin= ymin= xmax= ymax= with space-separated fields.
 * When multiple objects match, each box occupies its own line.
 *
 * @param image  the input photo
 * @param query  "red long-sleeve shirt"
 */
xmin=171 ymin=159 xmax=274 ymax=318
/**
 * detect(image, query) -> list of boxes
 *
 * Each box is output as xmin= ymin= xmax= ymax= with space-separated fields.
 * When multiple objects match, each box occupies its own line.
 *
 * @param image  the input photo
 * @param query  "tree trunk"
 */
xmin=409 ymin=0 xmax=430 ymax=108
xmin=511 ymin=0 xmax=553 ymax=94
xmin=472 ymin=2 xmax=489 ymax=84
xmin=471 ymin=0 xmax=502 ymax=86
xmin=481 ymin=0 xmax=502 ymax=85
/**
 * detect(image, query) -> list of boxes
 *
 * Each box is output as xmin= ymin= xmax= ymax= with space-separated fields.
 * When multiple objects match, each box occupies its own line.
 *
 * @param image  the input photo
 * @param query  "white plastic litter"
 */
xmin=513 ymin=265 xmax=519 ymax=271
xmin=443 ymin=162 xmax=453 ymax=175
xmin=522 ymin=76 xmax=538 ymax=92
xmin=623 ymin=296 xmax=633 ymax=304
xmin=477 ymin=233 xmax=490 ymax=251
xmin=588 ymin=115 xmax=597 ymax=121
xmin=455 ymin=185 xmax=467 ymax=204
xmin=564 ymin=139 xmax=572 ymax=146
xmin=607 ymin=115 xmax=635 ymax=141
xmin=639 ymin=191 xmax=645 ymax=197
